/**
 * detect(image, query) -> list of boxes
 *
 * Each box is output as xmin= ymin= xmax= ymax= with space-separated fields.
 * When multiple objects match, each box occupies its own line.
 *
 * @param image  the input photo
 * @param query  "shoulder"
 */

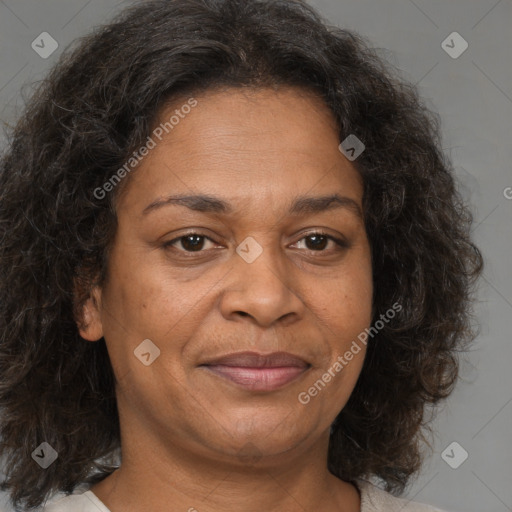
xmin=354 ymin=478 xmax=450 ymax=512
xmin=42 ymin=487 xmax=111 ymax=512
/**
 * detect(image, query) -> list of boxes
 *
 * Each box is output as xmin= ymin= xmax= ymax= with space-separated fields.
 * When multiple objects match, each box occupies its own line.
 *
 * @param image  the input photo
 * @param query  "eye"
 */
xmin=164 ymin=233 xmax=217 ymax=253
xmin=292 ymin=232 xmax=348 ymax=253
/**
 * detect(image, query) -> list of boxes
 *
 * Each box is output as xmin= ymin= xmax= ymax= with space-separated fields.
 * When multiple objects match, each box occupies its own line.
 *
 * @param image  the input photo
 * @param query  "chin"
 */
xmin=199 ymin=413 xmax=320 ymax=461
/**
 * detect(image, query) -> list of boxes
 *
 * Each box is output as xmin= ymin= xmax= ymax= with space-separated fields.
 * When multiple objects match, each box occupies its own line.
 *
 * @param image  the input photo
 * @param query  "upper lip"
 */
xmin=200 ymin=351 xmax=309 ymax=368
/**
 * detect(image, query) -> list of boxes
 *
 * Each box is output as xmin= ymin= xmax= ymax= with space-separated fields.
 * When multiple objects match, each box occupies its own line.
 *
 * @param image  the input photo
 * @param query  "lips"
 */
xmin=199 ymin=351 xmax=310 ymax=391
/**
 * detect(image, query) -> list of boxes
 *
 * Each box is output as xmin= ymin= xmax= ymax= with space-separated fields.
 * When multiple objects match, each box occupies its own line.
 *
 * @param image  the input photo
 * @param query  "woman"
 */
xmin=0 ymin=0 xmax=482 ymax=511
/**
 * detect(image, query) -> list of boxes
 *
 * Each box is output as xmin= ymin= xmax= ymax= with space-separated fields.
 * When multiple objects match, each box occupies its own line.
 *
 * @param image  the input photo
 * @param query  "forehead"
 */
xmin=118 ymin=86 xmax=363 ymax=217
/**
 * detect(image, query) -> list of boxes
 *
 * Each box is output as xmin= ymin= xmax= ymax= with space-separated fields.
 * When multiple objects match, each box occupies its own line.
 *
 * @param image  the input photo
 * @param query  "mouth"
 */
xmin=199 ymin=351 xmax=311 ymax=392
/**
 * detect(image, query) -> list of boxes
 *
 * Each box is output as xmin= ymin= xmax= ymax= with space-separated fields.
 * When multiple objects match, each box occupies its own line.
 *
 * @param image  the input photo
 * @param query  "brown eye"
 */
xmin=293 ymin=232 xmax=348 ymax=253
xmin=304 ymin=234 xmax=329 ymax=251
xmin=179 ymin=235 xmax=205 ymax=251
xmin=164 ymin=233 xmax=216 ymax=252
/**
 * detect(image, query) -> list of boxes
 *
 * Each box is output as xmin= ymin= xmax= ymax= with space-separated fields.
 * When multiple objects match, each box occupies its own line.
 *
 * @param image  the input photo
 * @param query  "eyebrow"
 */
xmin=142 ymin=193 xmax=363 ymax=219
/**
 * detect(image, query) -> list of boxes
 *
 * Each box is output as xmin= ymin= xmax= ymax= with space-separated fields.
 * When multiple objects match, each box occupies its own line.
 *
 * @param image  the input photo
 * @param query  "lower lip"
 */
xmin=201 ymin=365 xmax=309 ymax=391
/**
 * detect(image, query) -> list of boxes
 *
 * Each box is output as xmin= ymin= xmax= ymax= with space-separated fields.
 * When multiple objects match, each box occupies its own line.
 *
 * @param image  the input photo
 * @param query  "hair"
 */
xmin=0 ymin=0 xmax=483 ymax=510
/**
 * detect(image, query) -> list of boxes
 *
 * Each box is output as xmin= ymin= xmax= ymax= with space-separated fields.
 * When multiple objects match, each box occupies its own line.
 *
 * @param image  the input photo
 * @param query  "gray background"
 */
xmin=0 ymin=1 xmax=511 ymax=511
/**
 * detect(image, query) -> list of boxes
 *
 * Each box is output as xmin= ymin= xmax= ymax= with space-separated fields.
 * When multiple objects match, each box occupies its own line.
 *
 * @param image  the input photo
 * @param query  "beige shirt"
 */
xmin=42 ymin=478 xmax=449 ymax=511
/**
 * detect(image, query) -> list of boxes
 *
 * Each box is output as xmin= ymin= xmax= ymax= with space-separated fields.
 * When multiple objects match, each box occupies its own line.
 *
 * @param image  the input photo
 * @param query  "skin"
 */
xmin=79 ymin=86 xmax=373 ymax=512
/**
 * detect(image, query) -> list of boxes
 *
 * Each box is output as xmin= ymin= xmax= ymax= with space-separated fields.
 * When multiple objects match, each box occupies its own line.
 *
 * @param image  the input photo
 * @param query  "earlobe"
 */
xmin=77 ymin=286 xmax=104 ymax=342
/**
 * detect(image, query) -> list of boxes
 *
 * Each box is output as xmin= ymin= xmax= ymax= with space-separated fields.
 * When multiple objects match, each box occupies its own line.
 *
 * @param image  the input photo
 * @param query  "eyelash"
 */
xmin=163 ymin=231 xmax=349 ymax=256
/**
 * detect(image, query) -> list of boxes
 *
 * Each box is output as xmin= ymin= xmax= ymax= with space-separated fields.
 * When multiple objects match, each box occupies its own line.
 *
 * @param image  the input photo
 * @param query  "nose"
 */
xmin=219 ymin=239 xmax=305 ymax=328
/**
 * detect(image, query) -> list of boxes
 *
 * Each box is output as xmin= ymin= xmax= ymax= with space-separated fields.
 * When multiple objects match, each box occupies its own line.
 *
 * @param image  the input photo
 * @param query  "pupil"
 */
xmin=306 ymin=235 xmax=327 ymax=250
xmin=183 ymin=235 xmax=204 ymax=251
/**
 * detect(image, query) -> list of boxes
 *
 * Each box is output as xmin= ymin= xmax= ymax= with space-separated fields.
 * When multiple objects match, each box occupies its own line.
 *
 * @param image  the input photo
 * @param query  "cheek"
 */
xmin=311 ymin=276 xmax=372 ymax=405
xmin=310 ymin=251 xmax=373 ymax=379
xmin=101 ymin=248 xmax=219 ymax=361
xmin=314 ymin=256 xmax=373 ymax=333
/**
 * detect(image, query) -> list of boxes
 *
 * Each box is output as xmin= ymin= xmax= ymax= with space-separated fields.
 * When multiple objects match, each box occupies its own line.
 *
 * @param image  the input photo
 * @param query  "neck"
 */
xmin=90 ymin=431 xmax=360 ymax=512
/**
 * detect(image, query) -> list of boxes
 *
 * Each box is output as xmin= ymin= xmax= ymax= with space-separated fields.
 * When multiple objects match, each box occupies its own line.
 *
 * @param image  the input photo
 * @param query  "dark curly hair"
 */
xmin=0 ymin=0 xmax=483 ymax=510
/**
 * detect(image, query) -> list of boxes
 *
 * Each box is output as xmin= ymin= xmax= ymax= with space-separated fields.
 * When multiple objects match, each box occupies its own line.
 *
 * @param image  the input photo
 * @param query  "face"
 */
xmin=79 ymin=86 xmax=373 ymax=466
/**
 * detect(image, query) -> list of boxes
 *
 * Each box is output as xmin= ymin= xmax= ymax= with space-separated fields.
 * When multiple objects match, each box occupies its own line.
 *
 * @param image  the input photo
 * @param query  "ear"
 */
xmin=75 ymin=285 xmax=104 ymax=342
